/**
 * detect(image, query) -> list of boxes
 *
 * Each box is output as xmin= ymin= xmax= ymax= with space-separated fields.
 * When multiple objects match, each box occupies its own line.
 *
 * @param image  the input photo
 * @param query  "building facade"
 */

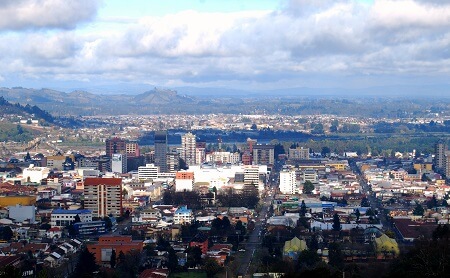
xmin=84 ymin=178 xmax=123 ymax=217
xmin=138 ymin=164 xmax=159 ymax=181
xmin=50 ymin=209 xmax=92 ymax=227
xmin=105 ymin=138 xmax=127 ymax=157
xmin=252 ymin=144 xmax=274 ymax=165
xmin=181 ymin=132 xmax=197 ymax=166
xmin=279 ymin=170 xmax=297 ymax=194
xmin=154 ymin=131 xmax=168 ymax=173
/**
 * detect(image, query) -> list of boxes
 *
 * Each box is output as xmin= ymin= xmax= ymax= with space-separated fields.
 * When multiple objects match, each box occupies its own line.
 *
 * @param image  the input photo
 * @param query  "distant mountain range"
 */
xmin=1 ymin=85 xmax=450 ymax=117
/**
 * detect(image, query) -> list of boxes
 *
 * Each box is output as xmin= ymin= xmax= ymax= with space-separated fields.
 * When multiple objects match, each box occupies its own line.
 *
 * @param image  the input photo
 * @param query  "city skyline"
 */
xmin=1 ymin=0 xmax=450 ymax=94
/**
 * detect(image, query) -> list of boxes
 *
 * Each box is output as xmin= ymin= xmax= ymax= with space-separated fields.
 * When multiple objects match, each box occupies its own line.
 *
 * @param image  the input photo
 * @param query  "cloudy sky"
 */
xmin=1 ymin=0 xmax=450 ymax=93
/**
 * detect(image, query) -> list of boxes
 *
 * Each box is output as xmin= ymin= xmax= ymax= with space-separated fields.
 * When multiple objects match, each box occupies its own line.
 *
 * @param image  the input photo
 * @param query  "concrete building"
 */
xmin=173 ymin=206 xmax=194 ymax=225
xmin=51 ymin=209 xmax=92 ymax=227
xmin=22 ymin=165 xmax=50 ymax=183
xmin=138 ymin=164 xmax=159 ymax=181
xmin=87 ymin=235 xmax=143 ymax=266
xmin=181 ymin=132 xmax=196 ymax=166
xmin=8 ymin=205 xmax=36 ymax=223
xmin=46 ymin=155 xmax=75 ymax=171
xmin=126 ymin=141 xmax=140 ymax=158
xmin=154 ymin=131 xmax=168 ymax=173
xmin=111 ymin=153 xmax=127 ymax=174
xmin=253 ymin=144 xmax=274 ymax=165
xmin=244 ymin=166 xmax=260 ymax=186
xmin=175 ymin=171 xmax=194 ymax=192
xmin=166 ymin=152 xmax=180 ymax=173
xmin=279 ymin=170 xmax=297 ymax=195
xmin=289 ymin=147 xmax=310 ymax=160
xmin=84 ymin=178 xmax=123 ymax=217
xmin=435 ymin=140 xmax=447 ymax=173
xmin=105 ymin=137 xmax=127 ymax=157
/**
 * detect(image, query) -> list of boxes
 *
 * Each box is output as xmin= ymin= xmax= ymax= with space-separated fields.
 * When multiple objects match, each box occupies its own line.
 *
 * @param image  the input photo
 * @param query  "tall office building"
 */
xmin=84 ymin=177 xmax=122 ymax=217
xmin=106 ymin=138 xmax=127 ymax=157
xmin=154 ymin=131 xmax=168 ymax=173
xmin=435 ymin=140 xmax=447 ymax=173
xmin=181 ymin=132 xmax=197 ymax=166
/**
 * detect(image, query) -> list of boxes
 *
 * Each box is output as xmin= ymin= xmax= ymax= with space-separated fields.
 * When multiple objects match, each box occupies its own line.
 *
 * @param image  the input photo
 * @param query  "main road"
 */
xmin=235 ymin=191 xmax=274 ymax=277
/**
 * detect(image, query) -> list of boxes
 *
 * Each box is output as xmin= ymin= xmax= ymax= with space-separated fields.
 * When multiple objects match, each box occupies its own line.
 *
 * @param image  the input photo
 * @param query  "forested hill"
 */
xmin=0 ymin=96 xmax=55 ymax=124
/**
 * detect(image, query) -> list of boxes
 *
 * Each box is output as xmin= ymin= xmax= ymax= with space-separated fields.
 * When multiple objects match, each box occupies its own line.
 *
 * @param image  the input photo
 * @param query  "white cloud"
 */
xmin=1 ymin=0 xmax=450 ymax=89
xmin=0 ymin=0 xmax=102 ymax=31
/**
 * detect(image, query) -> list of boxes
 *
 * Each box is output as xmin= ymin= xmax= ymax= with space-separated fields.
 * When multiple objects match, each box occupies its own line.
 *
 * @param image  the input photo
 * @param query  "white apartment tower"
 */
xmin=182 ymin=132 xmax=197 ymax=166
xmin=279 ymin=170 xmax=297 ymax=194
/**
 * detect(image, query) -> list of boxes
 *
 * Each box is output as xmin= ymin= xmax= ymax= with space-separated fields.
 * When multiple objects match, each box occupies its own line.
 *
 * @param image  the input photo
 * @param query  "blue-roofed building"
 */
xmin=51 ymin=209 xmax=92 ymax=227
xmin=173 ymin=206 xmax=193 ymax=225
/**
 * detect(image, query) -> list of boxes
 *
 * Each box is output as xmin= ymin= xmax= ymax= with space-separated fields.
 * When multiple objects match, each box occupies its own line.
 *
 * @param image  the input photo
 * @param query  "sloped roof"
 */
xmin=375 ymin=233 xmax=400 ymax=256
xmin=283 ymin=236 xmax=307 ymax=253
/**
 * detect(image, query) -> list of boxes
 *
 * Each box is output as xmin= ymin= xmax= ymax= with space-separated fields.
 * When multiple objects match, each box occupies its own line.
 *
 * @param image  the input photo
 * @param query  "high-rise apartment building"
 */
xmin=181 ymin=132 xmax=196 ymax=166
xmin=84 ymin=178 xmax=122 ymax=217
xmin=279 ymin=170 xmax=297 ymax=194
xmin=105 ymin=138 xmax=127 ymax=157
xmin=253 ymin=144 xmax=275 ymax=165
xmin=154 ymin=131 xmax=168 ymax=173
xmin=435 ymin=140 xmax=447 ymax=173
xmin=126 ymin=141 xmax=140 ymax=158
xmin=167 ymin=151 xmax=180 ymax=172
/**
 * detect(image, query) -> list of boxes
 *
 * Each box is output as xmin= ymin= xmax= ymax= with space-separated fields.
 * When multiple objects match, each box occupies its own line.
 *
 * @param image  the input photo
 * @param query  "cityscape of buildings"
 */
xmin=0 ymin=116 xmax=449 ymax=277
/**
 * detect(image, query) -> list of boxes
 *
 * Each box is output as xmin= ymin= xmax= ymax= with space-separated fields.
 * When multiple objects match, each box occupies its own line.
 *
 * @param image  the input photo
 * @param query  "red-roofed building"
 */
xmin=84 ymin=178 xmax=122 ymax=217
xmin=393 ymin=218 xmax=438 ymax=242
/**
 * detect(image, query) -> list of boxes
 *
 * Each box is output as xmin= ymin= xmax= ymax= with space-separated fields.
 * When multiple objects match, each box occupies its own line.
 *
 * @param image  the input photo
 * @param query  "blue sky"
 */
xmin=0 ymin=0 xmax=450 ymax=94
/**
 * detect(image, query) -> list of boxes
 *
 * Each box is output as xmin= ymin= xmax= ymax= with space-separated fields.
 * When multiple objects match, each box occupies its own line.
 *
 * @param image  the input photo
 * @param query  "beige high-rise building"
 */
xmin=84 ymin=177 xmax=122 ymax=217
xmin=435 ymin=140 xmax=447 ymax=173
xmin=181 ymin=132 xmax=197 ymax=166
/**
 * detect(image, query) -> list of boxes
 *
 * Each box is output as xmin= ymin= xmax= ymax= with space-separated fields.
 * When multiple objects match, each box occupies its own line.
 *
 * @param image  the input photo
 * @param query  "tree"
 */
xmin=303 ymin=181 xmax=315 ymax=194
xmin=427 ymin=195 xmax=438 ymax=209
xmin=328 ymin=242 xmax=344 ymax=269
xmin=73 ymin=214 xmax=81 ymax=223
xmin=332 ymin=213 xmax=341 ymax=231
xmin=203 ymin=257 xmax=223 ymax=277
xmin=297 ymin=249 xmax=321 ymax=270
xmin=73 ymin=248 xmax=98 ymax=277
xmin=167 ymin=247 xmax=178 ymax=271
xmin=1 ymin=226 xmax=13 ymax=241
xmin=321 ymin=146 xmax=330 ymax=157
xmin=103 ymin=216 xmax=112 ymax=231
xmin=413 ymin=203 xmax=424 ymax=216
xmin=361 ymin=197 xmax=369 ymax=207
xmin=300 ymin=200 xmax=307 ymax=217
xmin=110 ymin=249 xmax=116 ymax=268
xmin=186 ymin=246 xmax=202 ymax=268
xmin=355 ymin=208 xmax=360 ymax=222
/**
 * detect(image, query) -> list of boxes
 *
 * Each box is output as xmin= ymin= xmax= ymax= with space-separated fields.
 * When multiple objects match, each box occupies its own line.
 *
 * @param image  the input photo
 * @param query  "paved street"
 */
xmin=236 ymin=192 xmax=274 ymax=277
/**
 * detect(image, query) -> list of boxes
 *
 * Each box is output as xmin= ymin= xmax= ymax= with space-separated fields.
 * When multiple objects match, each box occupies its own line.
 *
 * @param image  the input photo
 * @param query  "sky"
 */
xmin=0 ymin=0 xmax=450 ymax=93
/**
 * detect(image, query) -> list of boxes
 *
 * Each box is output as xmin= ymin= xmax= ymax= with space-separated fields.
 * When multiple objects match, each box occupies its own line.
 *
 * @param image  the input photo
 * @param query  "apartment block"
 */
xmin=84 ymin=178 xmax=123 ymax=217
